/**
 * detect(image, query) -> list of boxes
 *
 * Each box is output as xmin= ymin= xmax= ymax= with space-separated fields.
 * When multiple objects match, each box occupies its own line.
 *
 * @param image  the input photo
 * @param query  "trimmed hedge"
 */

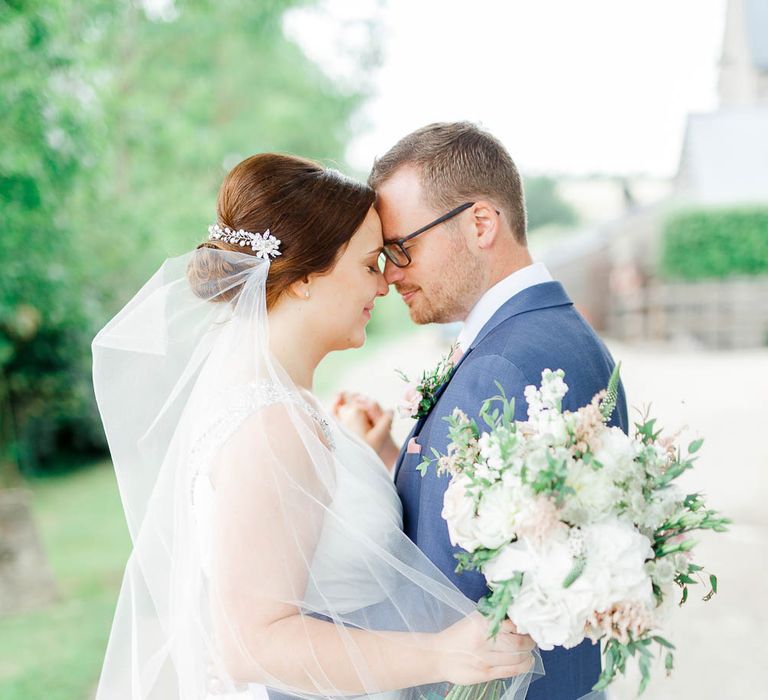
xmin=661 ymin=207 xmax=768 ymax=280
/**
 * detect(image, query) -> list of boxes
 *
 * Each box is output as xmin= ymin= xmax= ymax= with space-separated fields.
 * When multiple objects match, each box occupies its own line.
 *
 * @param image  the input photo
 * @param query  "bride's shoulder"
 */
xmin=238 ymin=380 xmax=334 ymax=446
xmin=194 ymin=379 xmax=335 ymax=462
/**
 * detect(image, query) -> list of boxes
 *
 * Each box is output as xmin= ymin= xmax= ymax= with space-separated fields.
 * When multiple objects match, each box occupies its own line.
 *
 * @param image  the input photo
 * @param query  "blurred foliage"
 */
xmin=0 ymin=462 xmax=131 ymax=700
xmin=661 ymin=207 xmax=768 ymax=280
xmin=523 ymin=175 xmax=578 ymax=232
xmin=0 ymin=0 xmax=377 ymax=478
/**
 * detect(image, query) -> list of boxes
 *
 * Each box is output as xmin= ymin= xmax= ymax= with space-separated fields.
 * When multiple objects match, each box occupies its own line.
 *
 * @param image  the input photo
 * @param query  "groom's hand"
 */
xmin=332 ymin=392 xmax=400 ymax=471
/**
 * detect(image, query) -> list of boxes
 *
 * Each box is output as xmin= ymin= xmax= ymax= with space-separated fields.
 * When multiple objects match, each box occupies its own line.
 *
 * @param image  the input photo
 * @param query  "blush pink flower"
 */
xmin=585 ymin=600 xmax=656 ymax=645
xmin=515 ymin=496 xmax=565 ymax=545
xmin=398 ymin=383 xmax=424 ymax=418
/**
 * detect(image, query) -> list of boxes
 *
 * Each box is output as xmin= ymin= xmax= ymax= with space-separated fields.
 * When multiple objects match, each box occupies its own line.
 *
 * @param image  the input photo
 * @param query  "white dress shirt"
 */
xmin=457 ymin=262 xmax=554 ymax=351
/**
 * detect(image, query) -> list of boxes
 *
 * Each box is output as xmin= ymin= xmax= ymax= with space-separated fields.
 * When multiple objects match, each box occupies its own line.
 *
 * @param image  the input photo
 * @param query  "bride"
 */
xmin=91 ymin=153 xmax=541 ymax=699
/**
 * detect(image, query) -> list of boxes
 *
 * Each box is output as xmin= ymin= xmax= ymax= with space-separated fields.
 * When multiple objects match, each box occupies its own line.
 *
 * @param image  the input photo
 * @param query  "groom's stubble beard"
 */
xmin=404 ymin=232 xmax=486 ymax=325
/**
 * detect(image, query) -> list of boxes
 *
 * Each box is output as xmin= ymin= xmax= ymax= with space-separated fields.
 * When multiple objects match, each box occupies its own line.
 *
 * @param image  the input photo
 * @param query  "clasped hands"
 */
xmin=331 ymin=391 xmax=400 ymax=470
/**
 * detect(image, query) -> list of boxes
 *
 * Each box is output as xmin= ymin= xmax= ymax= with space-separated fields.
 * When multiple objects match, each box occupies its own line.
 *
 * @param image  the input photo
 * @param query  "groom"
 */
xmin=344 ymin=121 xmax=628 ymax=699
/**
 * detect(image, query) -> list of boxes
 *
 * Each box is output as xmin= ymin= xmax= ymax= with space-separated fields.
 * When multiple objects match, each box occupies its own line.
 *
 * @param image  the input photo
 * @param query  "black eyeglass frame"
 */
xmin=381 ymin=201 xmax=499 ymax=268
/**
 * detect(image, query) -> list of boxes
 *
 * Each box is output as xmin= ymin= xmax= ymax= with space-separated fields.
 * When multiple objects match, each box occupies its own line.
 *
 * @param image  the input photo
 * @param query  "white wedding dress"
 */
xmin=190 ymin=380 xmax=405 ymax=698
xmin=92 ymin=250 xmax=538 ymax=700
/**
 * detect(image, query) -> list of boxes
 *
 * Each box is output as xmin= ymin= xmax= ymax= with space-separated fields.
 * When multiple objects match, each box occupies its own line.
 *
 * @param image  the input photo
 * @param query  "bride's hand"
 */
xmin=332 ymin=392 xmax=399 ymax=469
xmin=333 ymin=393 xmax=374 ymax=436
xmin=434 ymin=612 xmax=535 ymax=685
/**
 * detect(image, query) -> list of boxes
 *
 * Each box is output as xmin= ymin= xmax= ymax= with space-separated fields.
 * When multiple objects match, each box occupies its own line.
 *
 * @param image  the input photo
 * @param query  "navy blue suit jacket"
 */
xmin=394 ymin=281 xmax=627 ymax=700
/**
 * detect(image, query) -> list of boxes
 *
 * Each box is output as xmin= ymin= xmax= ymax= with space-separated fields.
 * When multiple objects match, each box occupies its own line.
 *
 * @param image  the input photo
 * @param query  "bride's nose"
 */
xmin=376 ymin=274 xmax=389 ymax=297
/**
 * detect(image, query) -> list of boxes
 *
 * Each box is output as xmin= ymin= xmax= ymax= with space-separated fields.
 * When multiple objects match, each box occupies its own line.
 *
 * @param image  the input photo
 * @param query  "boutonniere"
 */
xmin=396 ymin=344 xmax=460 ymax=419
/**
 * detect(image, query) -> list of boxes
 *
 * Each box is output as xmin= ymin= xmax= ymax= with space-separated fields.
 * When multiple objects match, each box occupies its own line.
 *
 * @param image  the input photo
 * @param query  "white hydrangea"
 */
xmin=592 ymin=426 xmax=640 ymax=483
xmin=503 ymin=529 xmax=595 ymax=649
xmin=580 ymin=519 xmax=655 ymax=612
xmin=495 ymin=518 xmax=654 ymax=650
xmin=561 ymin=459 xmax=622 ymax=526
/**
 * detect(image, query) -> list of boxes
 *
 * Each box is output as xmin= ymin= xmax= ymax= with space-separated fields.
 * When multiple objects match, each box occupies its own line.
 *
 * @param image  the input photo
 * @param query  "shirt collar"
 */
xmin=457 ymin=262 xmax=553 ymax=351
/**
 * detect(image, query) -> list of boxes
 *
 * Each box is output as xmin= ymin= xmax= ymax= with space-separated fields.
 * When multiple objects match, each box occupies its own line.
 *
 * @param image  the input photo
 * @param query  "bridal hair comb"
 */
xmin=207 ymin=223 xmax=282 ymax=260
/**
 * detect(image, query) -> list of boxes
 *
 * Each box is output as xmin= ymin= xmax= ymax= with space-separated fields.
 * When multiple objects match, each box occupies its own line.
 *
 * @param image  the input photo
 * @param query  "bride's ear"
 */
xmin=288 ymin=276 xmax=312 ymax=301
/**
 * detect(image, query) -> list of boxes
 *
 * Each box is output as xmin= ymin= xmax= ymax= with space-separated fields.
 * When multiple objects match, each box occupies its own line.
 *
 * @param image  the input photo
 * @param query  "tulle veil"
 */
xmin=91 ymin=247 xmax=542 ymax=699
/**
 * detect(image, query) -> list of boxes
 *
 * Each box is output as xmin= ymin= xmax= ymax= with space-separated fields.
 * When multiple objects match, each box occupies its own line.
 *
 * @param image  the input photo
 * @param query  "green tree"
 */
xmin=0 ymin=0 xmax=106 ymax=482
xmin=1 ymin=0 xmax=378 ymax=478
xmin=524 ymin=175 xmax=578 ymax=232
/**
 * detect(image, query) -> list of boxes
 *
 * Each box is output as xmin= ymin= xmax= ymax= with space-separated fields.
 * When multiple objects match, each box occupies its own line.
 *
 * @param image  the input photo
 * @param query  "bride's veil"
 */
xmin=91 ymin=247 xmax=542 ymax=699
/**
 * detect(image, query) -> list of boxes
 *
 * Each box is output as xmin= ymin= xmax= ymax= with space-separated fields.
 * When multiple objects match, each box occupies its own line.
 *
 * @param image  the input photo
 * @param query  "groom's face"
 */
xmin=376 ymin=166 xmax=484 ymax=324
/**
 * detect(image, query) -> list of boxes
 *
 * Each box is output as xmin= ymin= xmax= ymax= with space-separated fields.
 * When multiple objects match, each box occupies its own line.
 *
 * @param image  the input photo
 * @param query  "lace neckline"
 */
xmin=189 ymin=379 xmax=335 ymax=507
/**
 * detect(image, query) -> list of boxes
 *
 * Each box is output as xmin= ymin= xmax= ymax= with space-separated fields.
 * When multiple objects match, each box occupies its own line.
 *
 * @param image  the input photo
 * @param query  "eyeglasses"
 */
xmin=380 ymin=202 xmax=498 ymax=268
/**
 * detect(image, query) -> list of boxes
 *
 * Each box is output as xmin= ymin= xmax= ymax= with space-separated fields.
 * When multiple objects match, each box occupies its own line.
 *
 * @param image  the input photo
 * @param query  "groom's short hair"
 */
xmin=369 ymin=121 xmax=527 ymax=245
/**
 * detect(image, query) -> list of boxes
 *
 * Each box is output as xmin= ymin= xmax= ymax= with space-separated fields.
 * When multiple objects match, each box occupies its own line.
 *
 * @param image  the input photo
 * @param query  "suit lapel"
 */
xmin=393 ymin=282 xmax=573 ymax=481
xmin=469 ymin=281 xmax=573 ymax=350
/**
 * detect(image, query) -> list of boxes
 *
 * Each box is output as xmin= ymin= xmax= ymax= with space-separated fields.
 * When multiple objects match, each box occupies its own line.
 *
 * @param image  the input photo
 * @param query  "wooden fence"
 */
xmin=608 ymin=277 xmax=768 ymax=349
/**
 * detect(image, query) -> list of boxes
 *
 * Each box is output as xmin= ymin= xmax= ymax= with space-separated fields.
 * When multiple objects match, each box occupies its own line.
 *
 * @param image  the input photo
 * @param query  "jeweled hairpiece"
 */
xmin=208 ymin=223 xmax=282 ymax=260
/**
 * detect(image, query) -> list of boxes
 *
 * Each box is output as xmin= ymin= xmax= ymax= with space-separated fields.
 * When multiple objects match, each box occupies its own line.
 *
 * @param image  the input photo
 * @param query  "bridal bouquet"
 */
xmin=422 ymin=366 xmax=729 ymax=694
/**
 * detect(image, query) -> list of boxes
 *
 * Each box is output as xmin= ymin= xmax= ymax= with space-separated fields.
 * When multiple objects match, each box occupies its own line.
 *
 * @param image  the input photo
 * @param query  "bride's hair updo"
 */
xmin=188 ymin=153 xmax=375 ymax=309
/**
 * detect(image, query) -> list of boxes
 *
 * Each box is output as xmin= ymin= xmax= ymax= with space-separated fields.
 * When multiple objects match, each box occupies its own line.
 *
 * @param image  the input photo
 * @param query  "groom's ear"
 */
xmin=470 ymin=200 xmax=500 ymax=251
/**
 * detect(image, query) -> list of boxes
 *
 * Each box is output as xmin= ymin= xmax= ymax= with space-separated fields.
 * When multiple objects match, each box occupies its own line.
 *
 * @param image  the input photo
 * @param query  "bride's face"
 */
xmin=308 ymin=207 xmax=388 ymax=351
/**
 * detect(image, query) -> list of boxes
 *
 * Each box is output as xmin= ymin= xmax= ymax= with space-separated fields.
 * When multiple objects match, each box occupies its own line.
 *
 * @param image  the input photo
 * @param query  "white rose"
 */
xmin=508 ymin=581 xmax=589 ymax=650
xmin=483 ymin=540 xmax=536 ymax=583
xmin=561 ymin=460 xmax=621 ymax=525
xmin=442 ymin=475 xmax=482 ymax=552
xmin=473 ymin=482 xmax=519 ymax=549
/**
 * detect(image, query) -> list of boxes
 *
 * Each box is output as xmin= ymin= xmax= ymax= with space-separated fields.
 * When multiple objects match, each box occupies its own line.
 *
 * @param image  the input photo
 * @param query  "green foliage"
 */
xmin=0 ymin=462 xmax=131 ymax=699
xmin=477 ymin=573 xmax=523 ymax=638
xmin=396 ymin=344 xmax=458 ymax=419
xmin=523 ymin=175 xmax=578 ymax=232
xmin=1 ymin=0 xmax=108 ymax=478
xmin=599 ymin=361 xmax=621 ymax=421
xmin=562 ymin=552 xmax=586 ymax=588
xmin=480 ymin=381 xmax=516 ymax=431
xmin=1 ymin=0 xmax=376 ymax=476
xmin=593 ymin=635 xmax=676 ymax=695
xmin=661 ymin=207 xmax=768 ymax=280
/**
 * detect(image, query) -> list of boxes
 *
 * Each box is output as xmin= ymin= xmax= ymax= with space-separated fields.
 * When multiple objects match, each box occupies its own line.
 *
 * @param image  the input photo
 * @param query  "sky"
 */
xmin=287 ymin=0 xmax=729 ymax=178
